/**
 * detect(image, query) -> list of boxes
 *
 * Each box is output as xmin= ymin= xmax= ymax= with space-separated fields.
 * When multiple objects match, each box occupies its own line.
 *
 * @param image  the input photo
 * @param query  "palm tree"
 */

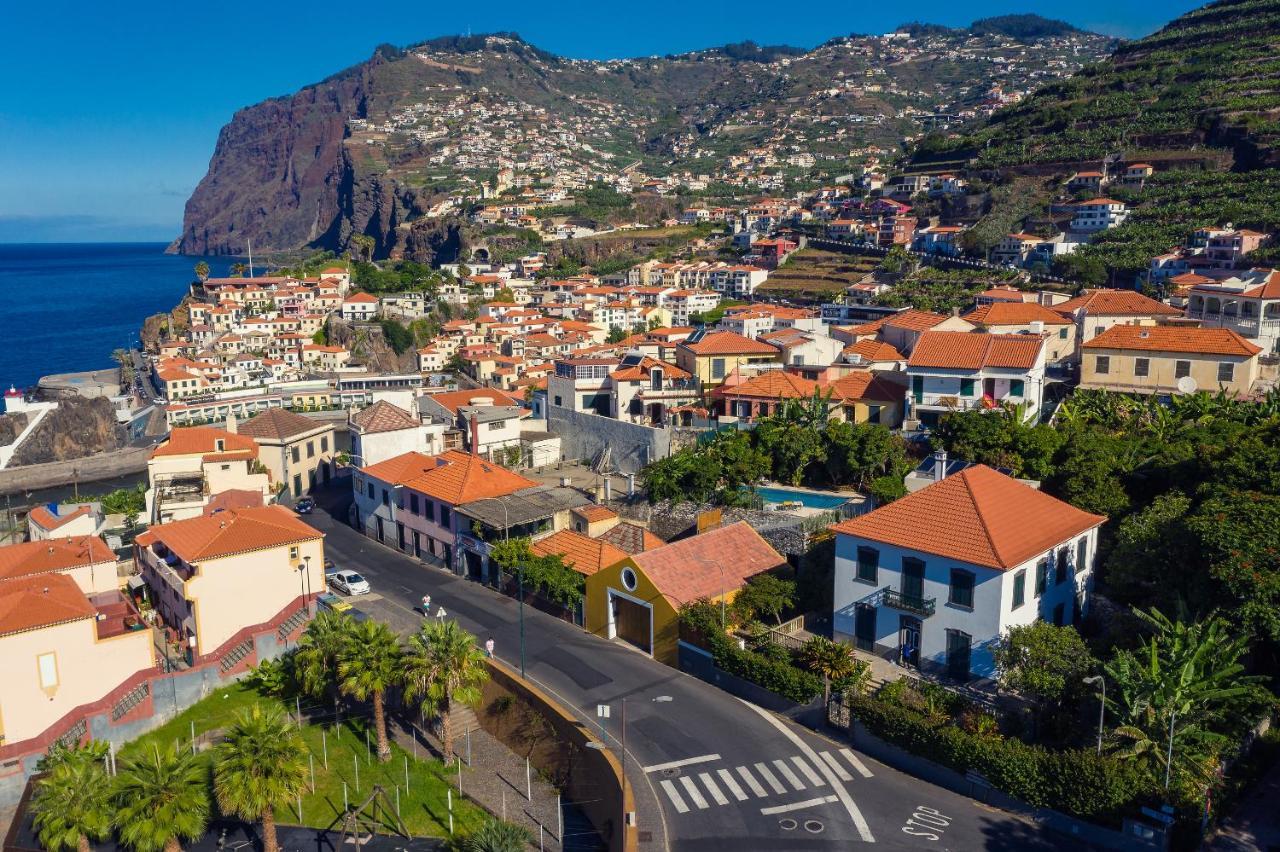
xmin=230 ymin=262 xmax=246 ymax=277
xmin=459 ymin=819 xmax=532 ymax=852
xmin=113 ymin=744 xmax=210 ymax=852
xmin=214 ymin=705 xmax=309 ymax=852
xmin=295 ymin=610 xmax=353 ymax=707
xmin=338 ymin=619 xmax=403 ymax=762
xmin=403 ymin=620 xmax=490 ymax=766
xmin=801 ymin=636 xmax=861 ymax=704
xmin=31 ymin=743 xmax=113 ymax=852
xmin=193 ymin=261 xmax=210 ymax=283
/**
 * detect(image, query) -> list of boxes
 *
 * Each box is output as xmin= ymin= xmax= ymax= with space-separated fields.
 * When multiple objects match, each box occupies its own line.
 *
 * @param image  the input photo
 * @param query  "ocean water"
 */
xmin=0 ymin=243 xmax=237 ymax=390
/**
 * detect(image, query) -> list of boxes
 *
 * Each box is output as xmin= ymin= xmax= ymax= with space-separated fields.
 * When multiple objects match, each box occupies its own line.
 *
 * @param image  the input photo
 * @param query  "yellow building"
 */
xmin=584 ymin=522 xmax=786 ymax=665
xmin=239 ymin=408 xmax=337 ymax=498
xmin=1080 ymin=325 xmax=1261 ymax=396
xmin=0 ymin=574 xmax=154 ymax=746
xmin=135 ymin=505 xmax=325 ymax=657
xmin=674 ymin=331 xmax=780 ymax=390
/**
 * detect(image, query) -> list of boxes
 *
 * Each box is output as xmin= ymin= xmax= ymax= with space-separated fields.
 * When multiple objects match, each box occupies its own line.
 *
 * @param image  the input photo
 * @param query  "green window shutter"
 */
xmin=960 ymin=378 xmax=975 ymax=397
xmin=1010 ymin=379 xmax=1025 ymax=396
xmin=912 ymin=375 xmax=924 ymax=403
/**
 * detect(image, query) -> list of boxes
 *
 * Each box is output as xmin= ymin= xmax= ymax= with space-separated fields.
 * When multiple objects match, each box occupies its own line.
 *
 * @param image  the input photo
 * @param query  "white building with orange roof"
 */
xmin=0 ymin=535 xmax=119 ymax=595
xmin=1052 ymin=288 xmax=1183 ymax=343
xmin=832 ymin=463 xmax=1105 ymax=680
xmin=1184 ymin=268 xmax=1280 ymax=354
xmin=135 ymin=505 xmax=323 ymax=659
xmin=1071 ymin=198 xmax=1129 ymax=232
xmin=341 ymin=292 xmax=380 ymax=321
xmin=905 ymin=331 xmax=1046 ymax=426
xmin=145 ymin=424 xmax=272 ymax=523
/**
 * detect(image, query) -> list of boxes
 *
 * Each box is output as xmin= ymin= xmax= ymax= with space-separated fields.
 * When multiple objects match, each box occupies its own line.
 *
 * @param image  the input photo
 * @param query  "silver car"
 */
xmin=327 ymin=569 xmax=370 ymax=596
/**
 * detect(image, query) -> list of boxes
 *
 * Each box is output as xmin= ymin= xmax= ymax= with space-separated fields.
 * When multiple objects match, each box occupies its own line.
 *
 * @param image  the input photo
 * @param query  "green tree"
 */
xmin=403 ymin=620 xmax=490 ymax=766
xmin=605 ymin=326 xmax=629 ymax=344
xmin=732 ymin=574 xmax=795 ymax=625
xmin=113 ymin=745 xmax=210 ymax=852
xmin=456 ymin=819 xmax=533 ymax=852
xmin=801 ymin=636 xmax=859 ymax=704
xmin=379 ymin=319 xmax=414 ymax=355
xmin=312 ymin=328 xmax=327 ymax=345
xmin=338 ymin=619 xmax=402 ymax=762
xmin=31 ymin=742 xmax=112 ymax=852
xmin=193 ymin=261 xmax=210 ymax=283
xmin=993 ymin=621 xmax=1095 ymax=718
xmin=214 ymin=705 xmax=309 ymax=852
xmin=1186 ymin=492 xmax=1280 ymax=640
xmin=295 ymin=610 xmax=353 ymax=705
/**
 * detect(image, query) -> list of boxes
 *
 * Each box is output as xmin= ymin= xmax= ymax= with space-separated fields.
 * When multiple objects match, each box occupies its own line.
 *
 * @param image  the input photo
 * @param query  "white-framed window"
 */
xmin=37 ymin=652 xmax=59 ymax=691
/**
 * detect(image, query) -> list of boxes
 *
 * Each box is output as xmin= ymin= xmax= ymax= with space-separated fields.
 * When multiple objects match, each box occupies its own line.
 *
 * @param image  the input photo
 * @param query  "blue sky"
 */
xmin=2 ymin=0 xmax=1201 ymax=243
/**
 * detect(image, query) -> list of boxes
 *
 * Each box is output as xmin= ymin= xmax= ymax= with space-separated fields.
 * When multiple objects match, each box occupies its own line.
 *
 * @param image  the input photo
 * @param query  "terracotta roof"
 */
xmin=531 ymin=530 xmax=628 ymax=577
xmin=202 ymin=489 xmax=265 ymax=515
xmin=611 ymin=356 xmax=691 ymax=382
xmin=400 ymin=450 xmax=538 ymax=505
xmin=351 ymin=401 xmax=420 ymax=434
xmin=1052 ymin=289 xmax=1181 ymax=317
xmin=344 ymin=292 xmax=379 ymax=303
xmin=135 ymin=505 xmax=321 ymax=563
xmin=842 ymin=339 xmax=905 ymax=362
xmin=908 ymin=331 xmax=1044 ymax=370
xmin=630 ymin=522 xmax=786 ymax=609
xmin=680 ymin=331 xmax=779 ymax=356
xmin=824 ymin=373 xmax=904 ymax=404
xmin=718 ymin=370 xmax=817 ymax=400
xmin=360 ymin=451 xmax=442 ymax=485
xmin=239 ymin=408 xmax=326 ymax=441
xmin=0 ymin=574 xmax=95 ymax=638
xmin=1240 ymin=269 xmax=1280 ymax=299
xmin=572 ymin=504 xmax=619 ymax=523
xmin=964 ymin=303 xmax=1072 ymax=326
xmin=151 ymin=427 xmax=258 ymax=459
xmin=423 ymin=388 xmax=523 ymax=415
xmin=883 ymin=309 xmax=948 ymax=332
xmin=27 ymin=505 xmax=94 ymax=532
xmin=598 ymin=522 xmax=665 ymax=554
xmin=0 ymin=536 xmax=115 ymax=581
xmin=1082 ymin=325 xmax=1262 ymax=356
xmin=831 ymin=465 xmax=1105 ymax=570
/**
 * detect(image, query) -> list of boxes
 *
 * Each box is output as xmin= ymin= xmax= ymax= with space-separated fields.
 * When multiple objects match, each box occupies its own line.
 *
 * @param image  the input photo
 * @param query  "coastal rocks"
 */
xmin=11 ymin=397 xmax=125 ymax=466
xmin=140 ymin=297 xmax=191 ymax=351
xmin=0 ymin=413 xmax=28 ymax=447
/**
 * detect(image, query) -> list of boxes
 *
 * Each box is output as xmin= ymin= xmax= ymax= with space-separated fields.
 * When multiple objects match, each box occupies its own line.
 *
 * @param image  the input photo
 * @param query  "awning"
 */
xmin=126 ymin=575 xmax=147 ymax=590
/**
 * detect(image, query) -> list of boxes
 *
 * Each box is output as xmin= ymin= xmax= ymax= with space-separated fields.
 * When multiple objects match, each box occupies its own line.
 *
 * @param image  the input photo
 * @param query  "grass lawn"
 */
xmin=121 ymin=683 xmax=487 ymax=839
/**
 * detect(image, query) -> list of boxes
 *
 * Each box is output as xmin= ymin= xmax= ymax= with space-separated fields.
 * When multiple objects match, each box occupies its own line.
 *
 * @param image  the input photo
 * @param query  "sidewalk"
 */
xmin=1203 ymin=757 xmax=1280 ymax=851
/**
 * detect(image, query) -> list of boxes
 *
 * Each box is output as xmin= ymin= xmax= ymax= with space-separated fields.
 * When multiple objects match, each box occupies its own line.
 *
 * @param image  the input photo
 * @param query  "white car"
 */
xmin=327 ymin=569 xmax=370 ymax=596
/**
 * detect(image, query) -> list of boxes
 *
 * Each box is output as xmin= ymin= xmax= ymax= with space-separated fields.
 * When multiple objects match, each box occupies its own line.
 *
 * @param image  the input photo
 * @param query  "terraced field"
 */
xmin=756 ymin=249 xmax=880 ymax=301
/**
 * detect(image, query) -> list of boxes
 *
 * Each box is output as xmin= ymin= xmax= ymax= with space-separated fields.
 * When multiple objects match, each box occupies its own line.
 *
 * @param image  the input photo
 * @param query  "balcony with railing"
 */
xmin=881 ymin=586 xmax=936 ymax=617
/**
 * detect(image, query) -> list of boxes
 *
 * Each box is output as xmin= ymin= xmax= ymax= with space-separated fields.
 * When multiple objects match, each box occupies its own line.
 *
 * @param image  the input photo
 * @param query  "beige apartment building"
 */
xmin=239 ymin=409 xmax=337 ymax=498
xmin=0 ymin=536 xmax=119 ymax=596
xmin=135 ymin=505 xmax=325 ymax=658
xmin=146 ymin=426 xmax=272 ymax=523
xmin=1080 ymin=325 xmax=1262 ymax=396
xmin=0 ymin=574 xmax=154 ymax=746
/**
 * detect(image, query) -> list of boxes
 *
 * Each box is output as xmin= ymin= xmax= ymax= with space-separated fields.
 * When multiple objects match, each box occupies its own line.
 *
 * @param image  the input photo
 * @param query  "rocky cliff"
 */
xmin=11 ymin=397 xmax=125 ymax=466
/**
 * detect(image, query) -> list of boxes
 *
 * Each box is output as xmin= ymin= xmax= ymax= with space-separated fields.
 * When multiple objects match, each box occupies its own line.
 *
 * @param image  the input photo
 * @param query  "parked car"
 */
xmin=295 ymin=497 xmax=315 ymax=514
xmin=316 ymin=592 xmax=352 ymax=613
xmin=328 ymin=569 xmax=370 ymax=596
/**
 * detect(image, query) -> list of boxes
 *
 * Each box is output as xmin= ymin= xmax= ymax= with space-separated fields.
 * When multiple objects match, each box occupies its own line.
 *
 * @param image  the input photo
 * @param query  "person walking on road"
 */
xmin=484 ymin=636 xmax=495 ymax=658
xmin=421 ymin=594 xmax=431 ymax=614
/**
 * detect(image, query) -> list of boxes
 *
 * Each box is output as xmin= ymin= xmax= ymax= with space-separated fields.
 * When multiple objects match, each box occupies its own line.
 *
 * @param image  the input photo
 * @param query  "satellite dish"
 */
xmin=1176 ymin=375 xmax=1198 ymax=394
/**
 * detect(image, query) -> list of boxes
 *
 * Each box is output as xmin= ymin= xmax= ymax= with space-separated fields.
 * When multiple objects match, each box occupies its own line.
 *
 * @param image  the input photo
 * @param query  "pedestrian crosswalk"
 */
xmin=656 ymin=749 xmax=872 ymax=815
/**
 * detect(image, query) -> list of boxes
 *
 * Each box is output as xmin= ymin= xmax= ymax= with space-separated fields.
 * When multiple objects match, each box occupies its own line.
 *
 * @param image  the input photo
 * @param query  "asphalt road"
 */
xmin=304 ymin=483 xmax=1079 ymax=851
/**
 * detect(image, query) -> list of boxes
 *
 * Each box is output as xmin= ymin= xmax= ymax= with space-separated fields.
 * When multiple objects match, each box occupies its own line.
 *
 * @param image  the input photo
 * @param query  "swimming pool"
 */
xmin=752 ymin=486 xmax=852 ymax=510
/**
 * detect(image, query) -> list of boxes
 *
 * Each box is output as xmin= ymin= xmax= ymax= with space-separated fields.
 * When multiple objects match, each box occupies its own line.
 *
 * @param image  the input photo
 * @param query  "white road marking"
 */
xmin=678 ymin=775 xmax=710 ymax=810
xmin=643 ymin=754 xmax=720 ymax=773
xmin=753 ymin=762 xmax=788 ymax=795
xmin=820 ymin=750 xmax=853 ymax=781
xmin=717 ymin=768 xmax=749 ymax=801
xmin=739 ymin=699 xmax=876 ymax=843
xmin=760 ymin=795 xmax=840 ymax=816
xmin=792 ymin=755 xmax=826 ymax=787
xmin=840 ymin=747 xmax=875 ymax=779
xmin=737 ymin=765 xmax=769 ymax=798
xmin=660 ymin=779 xmax=689 ymax=814
xmin=698 ymin=772 xmax=730 ymax=806
xmin=773 ymin=759 xmax=807 ymax=791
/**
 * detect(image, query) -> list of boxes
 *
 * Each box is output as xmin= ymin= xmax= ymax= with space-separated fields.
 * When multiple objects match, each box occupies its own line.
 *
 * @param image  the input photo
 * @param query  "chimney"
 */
xmin=933 ymin=450 xmax=948 ymax=482
xmin=225 ymin=413 xmax=237 ymax=434
xmin=604 ymin=478 xmax=612 ymax=503
xmin=1029 ymin=320 xmax=1045 ymax=335
xmin=469 ymin=413 xmax=480 ymax=457
xmin=951 ymin=307 xmax=960 ymax=318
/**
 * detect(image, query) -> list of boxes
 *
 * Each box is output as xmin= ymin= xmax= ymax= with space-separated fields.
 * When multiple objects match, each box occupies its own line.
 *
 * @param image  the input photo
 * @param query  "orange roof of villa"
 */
xmin=964 ymin=303 xmax=1072 ymax=326
xmin=1053 ymin=289 xmax=1182 ymax=317
xmin=832 ymin=465 xmax=1105 ymax=570
xmin=0 ymin=536 xmax=115 ymax=580
xmin=0 ymin=574 xmax=96 ymax=638
xmin=630 ymin=522 xmax=786 ymax=609
xmin=680 ymin=331 xmax=779 ymax=356
xmin=135 ymin=505 xmax=321 ymax=563
xmin=531 ymin=530 xmax=628 ymax=577
xmin=150 ymin=427 xmax=258 ymax=459
xmin=907 ymin=331 xmax=1044 ymax=370
xmin=395 ymin=450 xmax=537 ymax=505
xmin=717 ymin=370 xmax=816 ymax=400
xmin=1082 ymin=325 xmax=1262 ymax=356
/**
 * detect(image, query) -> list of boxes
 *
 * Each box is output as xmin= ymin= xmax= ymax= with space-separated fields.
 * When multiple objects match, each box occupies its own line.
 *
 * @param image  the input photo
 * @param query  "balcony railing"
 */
xmin=882 ymin=587 xmax=936 ymax=617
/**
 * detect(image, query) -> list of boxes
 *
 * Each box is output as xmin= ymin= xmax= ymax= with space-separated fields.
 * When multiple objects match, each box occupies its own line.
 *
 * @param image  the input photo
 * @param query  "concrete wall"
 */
xmin=0 ymin=447 xmax=150 ymax=494
xmin=546 ymin=406 xmax=671 ymax=474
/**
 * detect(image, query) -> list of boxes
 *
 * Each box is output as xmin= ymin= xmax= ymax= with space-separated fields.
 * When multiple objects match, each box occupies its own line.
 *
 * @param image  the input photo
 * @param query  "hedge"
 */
xmin=849 ymin=695 xmax=1147 ymax=822
xmin=680 ymin=604 xmax=822 ymax=704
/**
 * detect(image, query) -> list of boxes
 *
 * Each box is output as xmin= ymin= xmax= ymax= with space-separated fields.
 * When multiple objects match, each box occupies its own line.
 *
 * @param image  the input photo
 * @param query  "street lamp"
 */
xmin=1165 ymin=709 xmax=1178 ymax=791
xmin=301 ymin=555 xmax=313 ymax=616
xmin=1083 ymin=674 xmax=1105 ymax=755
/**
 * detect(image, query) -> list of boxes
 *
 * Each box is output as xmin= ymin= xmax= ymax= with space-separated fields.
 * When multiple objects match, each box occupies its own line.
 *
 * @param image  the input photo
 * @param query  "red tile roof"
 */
xmin=964 ymin=303 xmax=1072 ymax=326
xmin=824 ymin=373 xmax=905 ymax=404
xmin=883 ymin=309 xmax=949 ymax=332
xmin=424 ymin=388 xmax=523 ymax=415
xmin=0 ymin=536 xmax=115 ymax=580
xmin=531 ymin=530 xmax=628 ymax=577
xmin=0 ymin=574 xmax=95 ymax=638
xmin=573 ymin=504 xmax=619 ymax=523
xmin=350 ymin=401 xmax=420 ymax=434
xmin=136 ymin=505 xmax=321 ymax=563
xmin=908 ymin=331 xmax=1044 ymax=370
xmin=598 ymin=522 xmax=665 ymax=554
xmin=398 ymin=450 xmax=537 ymax=505
xmin=1053 ymin=289 xmax=1181 ymax=316
xmin=239 ymin=409 xmax=326 ymax=441
xmin=831 ymin=465 xmax=1105 ymax=570
xmin=842 ymin=339 xmax=905 ymax=362
xmin=27 ymin=505 xmax=94 ymax=532
xmin=202 ymin=490 xmax=266 ymax=515
xmin=151 ymin=427 xmax=258 ymax=459
xmin=680 ymin=331 xmax=779 ymax=356
xmin=630 ymin=522 xmax=786 ymax=608
xmin=717 ymin=370 xmax=817 ymax=400
xmin=1082 ymin=325 xmax=1262 ymax=356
